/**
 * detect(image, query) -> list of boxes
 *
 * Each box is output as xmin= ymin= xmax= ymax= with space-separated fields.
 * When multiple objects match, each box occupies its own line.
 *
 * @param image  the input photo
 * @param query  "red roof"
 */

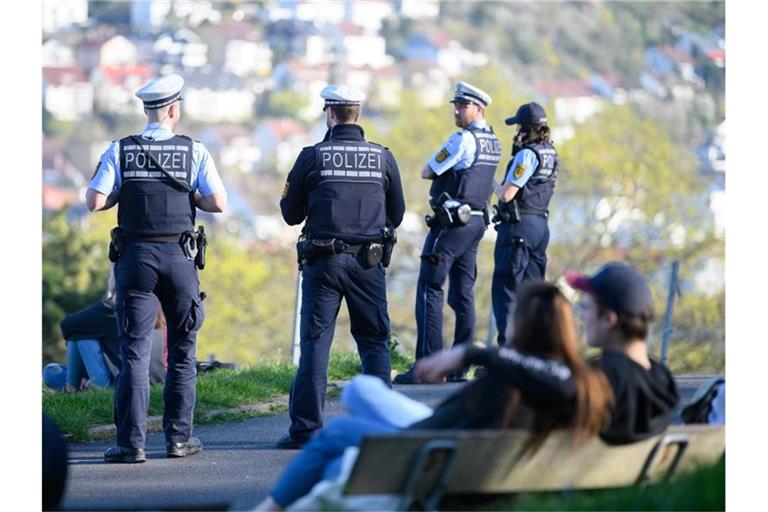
xmin=43 ymin=66 xmax=88 ymax=85
xmin=215 ymin=20 xmax=256 ymax=41
xmin=100 ymin=65 xmax=154 ymax=86
xmin=661 ymin=45 xmax=694 ymax=64
xmin=338 ymin=22 xmax=365 ymax=36
xmin=707 ymin=49 xmax=725 ymax=61
xmin=261 ymin=118 xmax=304 ymax=140
xmin=43 ymin=184 xmax=79 ymax=211
xmin=534 ymin=79 xmax=594 ymax=98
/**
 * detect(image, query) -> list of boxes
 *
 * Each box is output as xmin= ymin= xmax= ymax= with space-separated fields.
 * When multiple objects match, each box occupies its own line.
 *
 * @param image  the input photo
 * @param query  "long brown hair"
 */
xmin=503 ymin=282 xmax=613 ymax=455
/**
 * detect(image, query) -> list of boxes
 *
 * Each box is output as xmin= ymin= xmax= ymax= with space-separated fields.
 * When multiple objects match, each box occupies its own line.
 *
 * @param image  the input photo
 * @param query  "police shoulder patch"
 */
xmin=435 ymin=148 xmax=450 ymax=163
xmin=513 ymin=164 xmax=526 ymax=180
xmin=281 ymin=181 xmax=290 ymax=199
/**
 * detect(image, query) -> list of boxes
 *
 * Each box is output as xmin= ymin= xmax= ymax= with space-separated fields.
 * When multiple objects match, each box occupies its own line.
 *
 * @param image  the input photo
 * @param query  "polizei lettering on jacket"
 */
xmin=121 ymin=144 xmax=190 ymax=180
xmin=317 ymin=145 xmax=384 ymax=178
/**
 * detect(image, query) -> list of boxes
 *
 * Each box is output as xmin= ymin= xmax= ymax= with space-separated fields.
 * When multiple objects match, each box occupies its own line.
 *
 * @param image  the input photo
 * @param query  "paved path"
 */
xmin=59 ymin=377 xmax=711 ymax=511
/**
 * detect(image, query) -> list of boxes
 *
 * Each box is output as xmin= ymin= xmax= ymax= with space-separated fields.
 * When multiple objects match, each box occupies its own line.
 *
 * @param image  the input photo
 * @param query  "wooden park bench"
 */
xmin=341 ymin=425 xmax=725 ymax=511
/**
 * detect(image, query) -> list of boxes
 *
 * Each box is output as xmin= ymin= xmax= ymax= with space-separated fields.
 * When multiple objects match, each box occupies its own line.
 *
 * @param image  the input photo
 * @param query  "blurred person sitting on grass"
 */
xmin=43 ymin=265 xmax=167 ymax=391
xmin=255 ymin=281 xmax=614 ymax=510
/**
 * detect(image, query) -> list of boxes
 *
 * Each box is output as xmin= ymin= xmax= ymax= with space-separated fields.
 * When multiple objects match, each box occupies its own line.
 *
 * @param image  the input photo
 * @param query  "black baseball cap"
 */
xmin=505 ymin=102 xmax=548 ymax=125
xmin=565 ymin=262 xmax=653 ymax=316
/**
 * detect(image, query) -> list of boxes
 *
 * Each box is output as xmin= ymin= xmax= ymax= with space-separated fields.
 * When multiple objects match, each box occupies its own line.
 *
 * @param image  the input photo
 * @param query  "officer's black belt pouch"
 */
xmin=360 ymin=242 xmax=384 ymax=269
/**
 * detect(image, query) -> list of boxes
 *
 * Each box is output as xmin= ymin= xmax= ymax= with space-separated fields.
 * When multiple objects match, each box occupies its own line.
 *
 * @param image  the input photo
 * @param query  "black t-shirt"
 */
xmin=407 ymin=346 xmax=577 ymax=431
xmin=595 ymin=351 xmax=679 ymax=445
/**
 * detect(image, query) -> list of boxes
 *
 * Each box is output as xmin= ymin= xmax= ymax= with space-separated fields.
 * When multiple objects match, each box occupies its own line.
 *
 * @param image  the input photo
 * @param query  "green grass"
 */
xmin=43 ymin=349 xmax=392 ymax=442
xmin=446 ymin=457 xmax=725 ymax=511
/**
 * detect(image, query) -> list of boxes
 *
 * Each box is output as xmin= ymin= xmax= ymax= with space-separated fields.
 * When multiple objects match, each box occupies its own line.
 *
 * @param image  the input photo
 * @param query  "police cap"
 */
xmin=450 ymin=82 xmax=492 ymax=108
xmin=135 ymin=74 xmax=185 ymax=109
xmin=320 ymin=84 xmax=366 ymax=111
xmin=505 ymin=102 xmax=548 ymax=125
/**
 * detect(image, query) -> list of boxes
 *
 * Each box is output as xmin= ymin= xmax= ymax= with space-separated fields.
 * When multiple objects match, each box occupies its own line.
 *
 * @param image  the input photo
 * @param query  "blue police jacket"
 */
xmin=515 ymin=140 xmax=559 ymax=214
xmin=429 ymin=124 xmax=501 ymax=209
xmin=117 ymin=134 xmax=195 ymax=236
xmin=280 ymin=124 xmax=405 ymax=243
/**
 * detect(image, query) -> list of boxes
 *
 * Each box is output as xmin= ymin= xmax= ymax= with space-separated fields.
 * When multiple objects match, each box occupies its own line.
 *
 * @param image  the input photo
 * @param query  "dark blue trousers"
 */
xmin=289 ymin=254 xmax=392 ymax=440
xmin=113 ymin=242 xmax=204 ymax=449
xmin=414 ymin=216 xmax=486 ymax=359
xmin=492 ymin=215 xmax=549 ymax=346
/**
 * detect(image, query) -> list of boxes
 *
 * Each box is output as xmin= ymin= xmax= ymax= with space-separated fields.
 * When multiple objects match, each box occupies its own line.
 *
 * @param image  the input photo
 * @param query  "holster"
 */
xmin=194 ymin=226 xmax=207 ymax=270
xmin=381 ymin=227 xmax=398 ymax=268
xmin=108 ymin=227 xmax=124 ymax=262
xmin=491 ymin=199 xmax=521 ymax=224
xmin=180 ymin=226 xmax=207 ymax=270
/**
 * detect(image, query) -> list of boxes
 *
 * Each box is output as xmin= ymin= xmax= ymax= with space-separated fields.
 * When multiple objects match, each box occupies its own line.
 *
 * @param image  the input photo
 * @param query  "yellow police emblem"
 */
xmin=435 ymin=148 xmax=450 ymax=163
xmin=513 ymin=164 xmax=526 ymax=180
xmin=281 ymin=181 xmax=290 ymax=198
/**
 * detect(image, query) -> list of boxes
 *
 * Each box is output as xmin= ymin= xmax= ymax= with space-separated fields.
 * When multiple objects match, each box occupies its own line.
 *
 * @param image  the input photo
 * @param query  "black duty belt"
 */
xmin=124 ymin=234 xmax=184 ymax=243
xmin=519 ymin=208 xmax=548 ymax=218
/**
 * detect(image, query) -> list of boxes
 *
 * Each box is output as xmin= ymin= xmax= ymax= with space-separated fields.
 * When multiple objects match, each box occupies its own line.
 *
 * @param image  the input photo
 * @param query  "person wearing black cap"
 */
xmin=278 ymin=84 xmax=406 ymax=449
xmin=395 ymin=82 xmax=502 ymax=385
xmin=86 ymin=74 xmax=228 ymax=463
xmin=566 ymin=262 xmax=679 ymax=443
xmin=491 ymin=101 xmax=559 ymax=346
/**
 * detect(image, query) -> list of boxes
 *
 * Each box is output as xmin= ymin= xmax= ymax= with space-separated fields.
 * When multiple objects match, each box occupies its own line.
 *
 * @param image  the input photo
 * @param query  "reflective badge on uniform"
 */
xmin=513 ymin=164 xmax=526 ymax=180
xmin=435 ymin=148 xmax=450 ymax=163
xmin=281 ymin=181 xmax=290 ymax=198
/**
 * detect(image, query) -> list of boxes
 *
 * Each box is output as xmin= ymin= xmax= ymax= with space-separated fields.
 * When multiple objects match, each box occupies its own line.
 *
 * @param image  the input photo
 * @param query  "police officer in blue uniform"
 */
xmin=86 ymin=74 xmax=227 ymax=463
xmin=491 ymin=102 xmax=558 ymax=345
xmin=394 ymin=82 xmax=501 ymax=384
xmin=278 ymin=84 xmax=405 ymax=448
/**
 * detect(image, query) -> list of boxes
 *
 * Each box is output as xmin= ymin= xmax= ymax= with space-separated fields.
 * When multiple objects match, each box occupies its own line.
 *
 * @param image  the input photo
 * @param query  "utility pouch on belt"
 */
xmin=361 ymin=242 xmax=384 ymax=269
xmin=381 ymin=226 xmax=398 ymax=268
xmin=298 ymin=238 xmax=338 ymax=267
xmin=425 ymin=192 xmax=472 ymax=228
xmin=108 ymin=227 xmax=124 ymax=262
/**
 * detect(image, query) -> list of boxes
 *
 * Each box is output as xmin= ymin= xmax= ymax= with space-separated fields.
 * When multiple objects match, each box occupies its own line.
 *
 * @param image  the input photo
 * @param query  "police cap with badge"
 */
xmin=320 ymin=84 xmax=366 ymax=111
xmin=136 ymin=74 xmax=185 ymax=109
xmin=449 ymin=81 xmax=492 ymax=108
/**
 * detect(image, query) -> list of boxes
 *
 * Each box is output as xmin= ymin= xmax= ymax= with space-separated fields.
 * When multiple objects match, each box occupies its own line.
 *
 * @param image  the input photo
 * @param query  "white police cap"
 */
xmin=320 ymin=84 xmax=366 ymax=110
xmin=135 ymin=74 xmax=184 ymax=109
xmin=450 ymin=81 xmax=492 ymax=108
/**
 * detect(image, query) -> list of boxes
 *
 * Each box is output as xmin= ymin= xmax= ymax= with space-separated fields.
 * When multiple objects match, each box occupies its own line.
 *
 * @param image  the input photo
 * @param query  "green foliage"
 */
xmin=42 ymin=212 xmax=114 ymax=363
xmin=196 ymin=239 xmax=297 ymax=365
xmin=551 ymin=105 xmax=714 ymax=272
xmin=459 ymin=457 xmax=724 ymax=511
xmin=265 ymin=90 xmax=311 ymax=118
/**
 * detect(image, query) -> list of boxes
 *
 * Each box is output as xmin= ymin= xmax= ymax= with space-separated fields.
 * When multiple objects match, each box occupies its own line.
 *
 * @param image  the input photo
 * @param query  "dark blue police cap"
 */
xmin=505 ymin=102 xmax=548 ymax=125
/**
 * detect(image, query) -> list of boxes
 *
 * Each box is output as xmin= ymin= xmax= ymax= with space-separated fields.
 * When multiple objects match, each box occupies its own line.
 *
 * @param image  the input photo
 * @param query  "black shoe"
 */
xmin=276 ymin=434 xmax=308 ymax=450
xmin=446 ymin=371 xmax=468 ymax=383
xmin=166 ymin=437 xmax=203 ymax=458
xmin=104 ymin=445 xmax=146 ymax=464
xmin=393 ymin=367 xmax=422 ymax=385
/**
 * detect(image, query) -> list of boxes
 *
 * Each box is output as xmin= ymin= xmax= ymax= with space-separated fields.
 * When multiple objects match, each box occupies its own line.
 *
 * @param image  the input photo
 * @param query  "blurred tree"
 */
xmin=264 ymin=90 xmax=311 ymax=119
xmin=42 ymin=211 xmax=113 ymax=363
xmin=196 ymin=240 xmax=297 ymax=365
